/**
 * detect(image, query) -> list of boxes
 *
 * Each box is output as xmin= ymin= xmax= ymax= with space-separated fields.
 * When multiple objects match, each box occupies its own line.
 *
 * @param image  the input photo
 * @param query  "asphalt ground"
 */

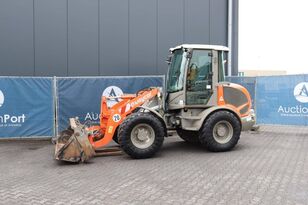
xmin=0 ymin=125 xmax=308 ymax=205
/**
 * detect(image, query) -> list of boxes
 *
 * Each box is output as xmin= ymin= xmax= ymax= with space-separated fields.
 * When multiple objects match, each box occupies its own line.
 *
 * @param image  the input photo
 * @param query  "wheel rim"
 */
xmin=131 ymin=123 xmax=155 ymax=149
xmin=213 ymin=120 xmax=233 ymax=144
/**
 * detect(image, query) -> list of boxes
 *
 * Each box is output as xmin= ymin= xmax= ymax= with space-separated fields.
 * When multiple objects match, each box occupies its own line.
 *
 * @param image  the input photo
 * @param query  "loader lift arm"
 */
xmin=55 ymin=87 xmax=160 ymax=162
xmin=88 ymin=87 xmax=160 ymax=149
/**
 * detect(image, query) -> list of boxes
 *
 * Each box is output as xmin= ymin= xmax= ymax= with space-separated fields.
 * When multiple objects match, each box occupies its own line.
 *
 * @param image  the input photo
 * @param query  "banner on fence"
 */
xmin=0 ymin=77 xmax=54 ymax=137
xmin=256 ymin=75 xmax=308 ymax=125
xmin=56 ymin=76 xmax=164 ymax=132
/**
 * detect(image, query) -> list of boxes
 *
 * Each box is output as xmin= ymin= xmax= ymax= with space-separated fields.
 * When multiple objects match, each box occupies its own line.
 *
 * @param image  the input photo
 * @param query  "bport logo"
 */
xmin=0 ymin=90 xmax=4 ymax=107
xmin=0 ymin=90 xmax=27 ymax=126
xmin=294 ymin=82 xmax=308 ymax=103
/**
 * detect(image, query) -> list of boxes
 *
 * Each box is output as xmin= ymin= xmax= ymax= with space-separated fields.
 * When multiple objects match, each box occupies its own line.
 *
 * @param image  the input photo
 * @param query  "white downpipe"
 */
xmin=228 ymin=0 xmax=233 ymax=76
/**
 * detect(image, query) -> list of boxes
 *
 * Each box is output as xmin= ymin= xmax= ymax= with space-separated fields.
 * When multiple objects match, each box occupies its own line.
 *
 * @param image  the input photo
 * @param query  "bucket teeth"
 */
xmin=54 ymin=118 xmax=95 ymax=163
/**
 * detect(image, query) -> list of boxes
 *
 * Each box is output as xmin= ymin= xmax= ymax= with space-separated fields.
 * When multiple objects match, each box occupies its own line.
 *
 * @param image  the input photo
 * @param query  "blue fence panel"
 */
xmin=0 ymin=77 xmax=54 ymax=138
xmin=2 ymin=74 xmax=306 ymax=138
xmin=56 ymin=76 xmax=164 ymax=132
xmin=225 ymin=76 xmax=256 ymax=108
xmin=256 ymin=75 xmax=308 ymax=125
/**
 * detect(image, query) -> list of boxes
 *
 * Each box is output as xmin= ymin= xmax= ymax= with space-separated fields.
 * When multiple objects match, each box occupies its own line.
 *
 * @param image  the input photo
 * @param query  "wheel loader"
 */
xmin=55 ymin=44 xmax=256 ymax=163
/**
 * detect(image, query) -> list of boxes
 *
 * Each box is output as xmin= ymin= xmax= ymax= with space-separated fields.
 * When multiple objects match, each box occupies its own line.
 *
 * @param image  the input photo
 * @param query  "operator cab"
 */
xmin=166 ymin=44 xmax=228 ymax=109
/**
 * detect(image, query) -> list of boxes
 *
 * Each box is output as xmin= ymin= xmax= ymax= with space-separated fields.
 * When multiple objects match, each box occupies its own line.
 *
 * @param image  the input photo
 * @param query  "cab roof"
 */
xmin=170 ymin=44 xmax=229 ymax=52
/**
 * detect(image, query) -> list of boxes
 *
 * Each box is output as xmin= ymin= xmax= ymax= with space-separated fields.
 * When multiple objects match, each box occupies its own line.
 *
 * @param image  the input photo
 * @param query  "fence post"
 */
xmin=254 ymin=77 xmax=258 ymax=124
xmin=53 ymin=76 xmax=58 ymax=137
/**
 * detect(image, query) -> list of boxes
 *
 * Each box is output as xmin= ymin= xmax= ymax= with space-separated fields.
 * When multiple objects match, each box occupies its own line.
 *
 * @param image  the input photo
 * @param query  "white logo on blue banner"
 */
xmin=102 ymin=86 xmax=123 ymax=107
xmin=0 ymin=90 xmax=4 ymax=107
xmin=294 ymin=82 xmax=308 ymax=103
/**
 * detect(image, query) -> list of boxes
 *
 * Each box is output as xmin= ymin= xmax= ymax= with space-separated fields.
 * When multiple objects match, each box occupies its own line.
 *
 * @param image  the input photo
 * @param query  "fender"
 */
xmin=184 ymin=106 xmax=242 ymax=131
xmin=139 ymin=105 xmax=167 ymax=137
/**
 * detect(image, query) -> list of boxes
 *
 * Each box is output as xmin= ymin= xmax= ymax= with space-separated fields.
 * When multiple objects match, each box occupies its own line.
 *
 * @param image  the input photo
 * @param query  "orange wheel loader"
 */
xmin=55 ymin=44 xmax=256 ymax=163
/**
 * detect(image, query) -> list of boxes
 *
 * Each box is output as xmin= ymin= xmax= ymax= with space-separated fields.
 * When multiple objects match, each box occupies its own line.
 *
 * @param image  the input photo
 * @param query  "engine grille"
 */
xmin=223 ymin=87 xmax=249 ymax=115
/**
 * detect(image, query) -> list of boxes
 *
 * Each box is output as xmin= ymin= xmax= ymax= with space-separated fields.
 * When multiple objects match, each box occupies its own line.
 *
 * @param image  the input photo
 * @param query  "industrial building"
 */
xmin=0 ymin=0 xmax=238 ymax=76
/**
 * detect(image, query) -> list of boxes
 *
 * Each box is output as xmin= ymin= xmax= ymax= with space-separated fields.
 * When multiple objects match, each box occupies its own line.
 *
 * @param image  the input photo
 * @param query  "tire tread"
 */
xmin=118 ymin=112 xmax=165 ymax=159
xmin=199 ymin=111 xmax=241 ymax=152
xmin=177 ymin=130 xmax=200 ymax=144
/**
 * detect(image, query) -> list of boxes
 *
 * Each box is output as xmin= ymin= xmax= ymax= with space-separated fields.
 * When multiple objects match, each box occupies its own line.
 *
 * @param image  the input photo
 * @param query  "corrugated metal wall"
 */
xmin=0 ymin=0 xmax=237 ymax=76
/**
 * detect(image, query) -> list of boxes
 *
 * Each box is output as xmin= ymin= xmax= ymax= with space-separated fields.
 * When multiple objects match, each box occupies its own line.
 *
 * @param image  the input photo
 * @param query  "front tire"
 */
xmin=112 ymin=129 xmax=119 ymax=144
xmin=199 ymin=111 xmax=241 ymax=152
xmin=118 ymin=113 xmax=165 ymax=159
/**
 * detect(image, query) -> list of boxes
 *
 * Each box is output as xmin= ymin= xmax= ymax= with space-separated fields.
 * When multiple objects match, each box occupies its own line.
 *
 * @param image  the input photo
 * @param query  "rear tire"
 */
xmin=199 ymin=111 xmax=241 ymax=152
xmin=177 ymin=130 xmax=200 ymax=144
xmin=118 ymin=113 xmax=165 ymax=159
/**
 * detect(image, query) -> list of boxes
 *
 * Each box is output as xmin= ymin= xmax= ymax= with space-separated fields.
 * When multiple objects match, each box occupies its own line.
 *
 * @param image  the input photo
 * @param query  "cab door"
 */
xmin=186 ymin=49 xmax=214 ymax=105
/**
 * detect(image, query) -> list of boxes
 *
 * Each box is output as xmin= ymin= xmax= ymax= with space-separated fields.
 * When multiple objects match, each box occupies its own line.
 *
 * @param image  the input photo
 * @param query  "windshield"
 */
xmin=167 ymin=49 xmax=186 ymax=93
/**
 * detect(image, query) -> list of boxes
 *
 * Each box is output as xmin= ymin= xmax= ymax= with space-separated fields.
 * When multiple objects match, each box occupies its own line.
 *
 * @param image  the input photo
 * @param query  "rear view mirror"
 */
xmin=166 ymin=55 xmax=172 ymax=64
xmin=186 ymin=52 xmax=192 ymax=59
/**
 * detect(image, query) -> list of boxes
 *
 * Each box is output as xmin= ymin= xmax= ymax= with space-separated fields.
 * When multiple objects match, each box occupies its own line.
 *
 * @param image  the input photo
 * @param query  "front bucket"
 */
xmin=55 ymin=118 xmax=95 ymax=163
